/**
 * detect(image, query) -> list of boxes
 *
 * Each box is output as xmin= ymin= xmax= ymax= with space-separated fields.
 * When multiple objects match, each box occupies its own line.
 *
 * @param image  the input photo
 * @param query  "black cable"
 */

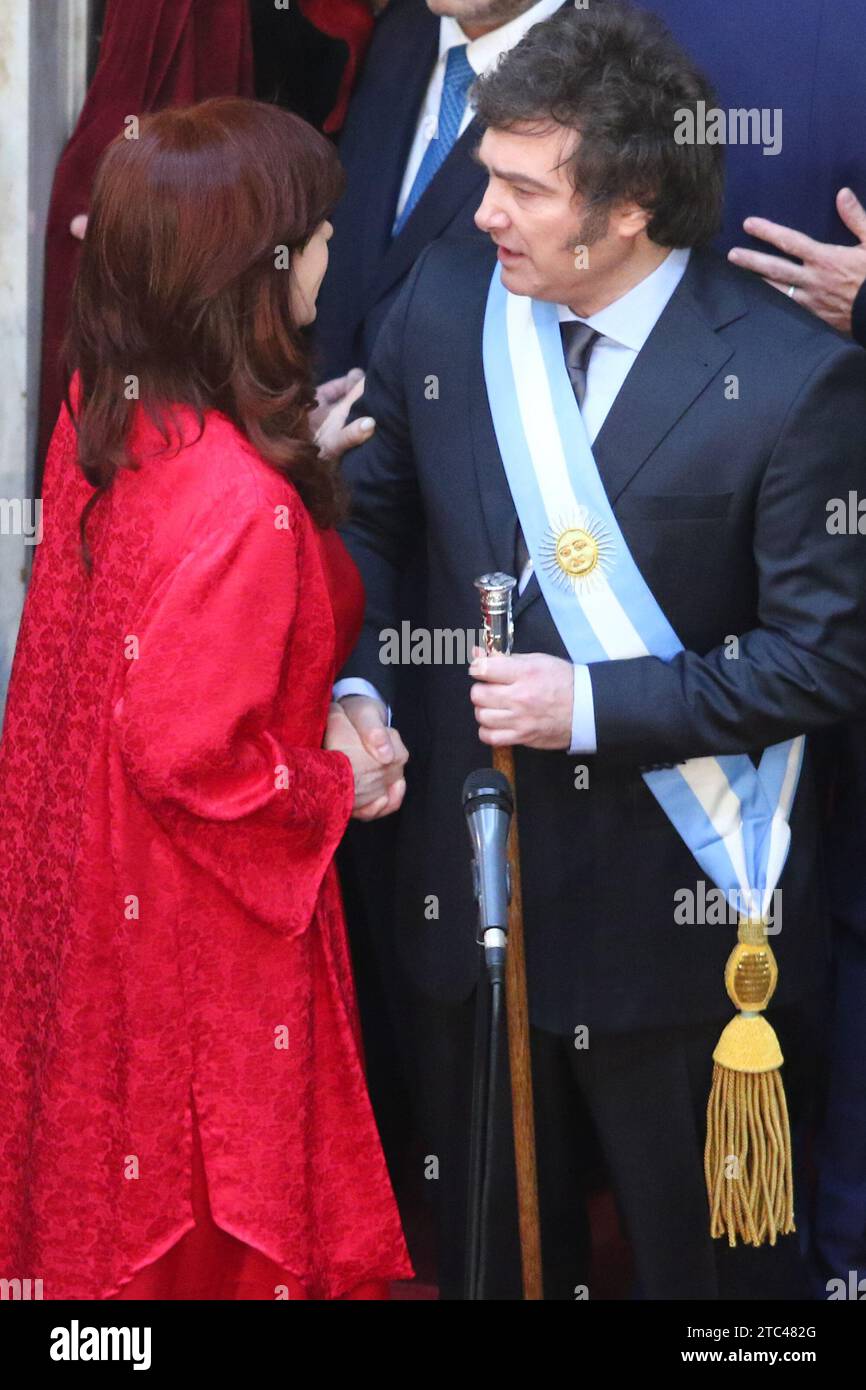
xmin=476 ymin=974 xmax=504 ymax=1300
xmin=465 ymin=961 xmax=490 ymax=1300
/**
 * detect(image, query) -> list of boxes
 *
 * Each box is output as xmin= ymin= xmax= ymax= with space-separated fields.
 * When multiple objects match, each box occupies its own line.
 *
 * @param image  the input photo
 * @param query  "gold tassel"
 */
xmin=704 ymin=917 xmax=794 ymax=1247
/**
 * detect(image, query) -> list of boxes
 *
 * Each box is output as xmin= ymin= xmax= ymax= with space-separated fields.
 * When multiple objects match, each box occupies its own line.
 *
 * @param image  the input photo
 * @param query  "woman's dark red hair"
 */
xmin=65 ymin=96 xmax=347 ymax=557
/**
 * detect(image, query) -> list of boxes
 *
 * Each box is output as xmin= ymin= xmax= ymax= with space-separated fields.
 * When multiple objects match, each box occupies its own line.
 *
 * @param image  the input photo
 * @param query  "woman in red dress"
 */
xmin=0 ymin=98 xmax=412 ymax=1300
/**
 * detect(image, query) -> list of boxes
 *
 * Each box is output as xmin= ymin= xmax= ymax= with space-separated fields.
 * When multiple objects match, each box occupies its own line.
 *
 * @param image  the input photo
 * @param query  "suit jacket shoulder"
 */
xmin=687 ymin=247 xmax=853 ymax=355
xmin=394 ymin=233 xmax=498 ymax=332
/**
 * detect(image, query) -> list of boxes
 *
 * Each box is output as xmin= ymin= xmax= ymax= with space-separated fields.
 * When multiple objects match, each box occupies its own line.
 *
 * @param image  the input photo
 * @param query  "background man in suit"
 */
xmin=327 ymin=4 xmax=866 ymax=1298
xmin=313 ymin=0 xmax=564 ymax=382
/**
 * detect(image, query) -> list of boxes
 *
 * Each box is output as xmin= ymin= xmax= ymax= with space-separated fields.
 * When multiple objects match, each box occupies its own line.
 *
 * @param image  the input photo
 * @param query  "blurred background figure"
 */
xmin=250 ymin=0 xmax=375 ymax=134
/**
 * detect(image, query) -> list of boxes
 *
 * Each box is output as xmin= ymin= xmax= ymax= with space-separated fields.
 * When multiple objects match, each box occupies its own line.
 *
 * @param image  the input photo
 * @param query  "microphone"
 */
xmin=462 ymin=769 xmax=513 ymax=982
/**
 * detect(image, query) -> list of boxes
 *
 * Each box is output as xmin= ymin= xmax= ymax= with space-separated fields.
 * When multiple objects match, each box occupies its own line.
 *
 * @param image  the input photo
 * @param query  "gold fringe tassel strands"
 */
xmin=704 ymin=916 xmax=794 ymax=1247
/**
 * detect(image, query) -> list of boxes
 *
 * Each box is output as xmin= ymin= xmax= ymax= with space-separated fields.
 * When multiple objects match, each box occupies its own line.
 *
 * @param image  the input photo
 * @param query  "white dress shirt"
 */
xmin=394 ymin=0 xmax=564 ymax=221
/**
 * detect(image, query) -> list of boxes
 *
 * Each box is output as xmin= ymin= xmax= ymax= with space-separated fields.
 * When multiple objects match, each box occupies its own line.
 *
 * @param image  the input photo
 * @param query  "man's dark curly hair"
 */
xmin=471 ymin=1 xmax=724 ymax=248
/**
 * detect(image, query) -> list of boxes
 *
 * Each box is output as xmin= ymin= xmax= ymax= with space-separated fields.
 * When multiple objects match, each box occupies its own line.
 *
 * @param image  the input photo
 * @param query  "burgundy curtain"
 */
xmin=37 ymin=0 xmax=254 ymax=478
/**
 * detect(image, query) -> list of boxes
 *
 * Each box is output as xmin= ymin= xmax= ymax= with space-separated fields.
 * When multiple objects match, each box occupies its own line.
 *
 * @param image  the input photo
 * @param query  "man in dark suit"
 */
xmin=315 ymin=5 xmax=866 ymax=1216
xmin=313 ymin=0 xmax=866 ymax=383
xmin=328 ymin=5 xmax=866 ymax=1298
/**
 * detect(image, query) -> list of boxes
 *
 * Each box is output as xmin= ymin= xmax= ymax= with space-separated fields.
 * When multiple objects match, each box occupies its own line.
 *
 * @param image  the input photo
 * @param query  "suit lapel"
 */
xmin=355 ymin=8 xmax=441 ymax=302
xmin=362 ymin=116 xmax=487 ymax=317
xmin=469 ymin=350 xmax=524 ymax=579
xmin=591 ymin=263 xmax=740 ymax=505
xmin=466 ymin=246 xmax=524 ymax=583
xmin=467 ymin=394 xmax=542 ymax=618
xmin=469 ymin=250 xmax=747 ymax=622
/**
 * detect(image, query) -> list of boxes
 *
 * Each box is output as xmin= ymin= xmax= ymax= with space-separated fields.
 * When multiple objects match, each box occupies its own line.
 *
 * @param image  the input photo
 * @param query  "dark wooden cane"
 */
xmin=493 ymin=744 xmax=543 ymax=1300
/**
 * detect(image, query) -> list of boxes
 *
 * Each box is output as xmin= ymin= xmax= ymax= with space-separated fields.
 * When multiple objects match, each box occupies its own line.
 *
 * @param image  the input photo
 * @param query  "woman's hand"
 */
xmin=310 ymin=369 xmax=376 ymax=460
xmin=325 ymin=702 xmax=408 ymax=820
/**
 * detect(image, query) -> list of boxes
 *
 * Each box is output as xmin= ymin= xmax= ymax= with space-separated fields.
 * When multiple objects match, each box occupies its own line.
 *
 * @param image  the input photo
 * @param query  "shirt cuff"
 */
xmin=568 ymin=664 xmax=597 ymax=755
xmin=332 ymin=677 xmax=393 ymax=728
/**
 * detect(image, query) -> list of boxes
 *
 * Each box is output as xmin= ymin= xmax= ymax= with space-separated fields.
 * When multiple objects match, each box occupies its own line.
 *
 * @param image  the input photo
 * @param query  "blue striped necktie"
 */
xmin=392 ymin=43 xmax=476 ymax=238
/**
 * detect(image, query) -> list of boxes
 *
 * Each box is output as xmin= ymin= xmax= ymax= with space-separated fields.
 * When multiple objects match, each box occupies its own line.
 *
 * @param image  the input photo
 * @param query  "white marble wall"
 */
xmin=0 ymin=0 xmax=31 ymax=712
xmin=0 ymin=0 xmax=89 ymax=713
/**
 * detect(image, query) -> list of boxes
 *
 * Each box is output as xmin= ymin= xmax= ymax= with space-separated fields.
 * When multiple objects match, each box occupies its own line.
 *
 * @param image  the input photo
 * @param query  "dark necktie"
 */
xmin=559 ymin=320 xmax=601 ymax=410
xmin=514 ymin=321 xmax=601 ymax=578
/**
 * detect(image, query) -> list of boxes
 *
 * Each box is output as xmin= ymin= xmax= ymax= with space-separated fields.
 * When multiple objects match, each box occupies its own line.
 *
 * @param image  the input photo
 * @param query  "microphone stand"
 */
xmin=467 ymin=948 xmax=506 ymax=1301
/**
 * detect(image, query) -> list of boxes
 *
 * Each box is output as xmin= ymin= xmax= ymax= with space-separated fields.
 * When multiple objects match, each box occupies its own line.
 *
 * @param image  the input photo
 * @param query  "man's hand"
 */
xmin=310 ymin=369 xmax=376 ymax=460
xmin=468 ymin=647 xmax=574 ymax=750
xmin=325 ymin=698 xmax=408 ymax=820
xmin=728 ymin=188 xmax=866 ymax=335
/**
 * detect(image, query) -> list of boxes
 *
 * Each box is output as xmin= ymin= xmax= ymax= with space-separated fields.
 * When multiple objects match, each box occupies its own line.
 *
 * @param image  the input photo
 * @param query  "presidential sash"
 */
xmin=482 ymin=265 xmax=804 ymax=1247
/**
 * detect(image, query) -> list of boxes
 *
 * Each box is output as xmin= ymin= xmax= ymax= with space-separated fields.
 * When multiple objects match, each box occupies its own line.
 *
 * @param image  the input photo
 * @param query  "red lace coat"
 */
xmin=0 ymin=382 xmax=412 ymax=1299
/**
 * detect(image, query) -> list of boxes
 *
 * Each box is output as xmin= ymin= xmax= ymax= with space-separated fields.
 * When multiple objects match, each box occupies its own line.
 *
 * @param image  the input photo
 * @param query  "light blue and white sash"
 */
xmin=482 ymin=267 xmax=804 ymax=921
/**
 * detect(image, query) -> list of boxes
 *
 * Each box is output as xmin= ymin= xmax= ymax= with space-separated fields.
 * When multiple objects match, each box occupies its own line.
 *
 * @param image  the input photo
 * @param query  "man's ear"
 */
xmin=615 ymin=202 xmax=653 ymax=240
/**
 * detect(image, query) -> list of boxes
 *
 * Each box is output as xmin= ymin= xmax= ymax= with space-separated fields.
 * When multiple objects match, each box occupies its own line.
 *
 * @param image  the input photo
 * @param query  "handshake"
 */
xmin=325 ymin=649 xmax=579 ymax=821
xmin=325 ymin=695 xmax=409 ymax=821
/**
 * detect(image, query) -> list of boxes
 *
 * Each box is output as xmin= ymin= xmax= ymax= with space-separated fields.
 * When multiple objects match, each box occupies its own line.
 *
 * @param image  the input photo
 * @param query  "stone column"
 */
xmin=0 ymin=0 xmax=90 ymax=711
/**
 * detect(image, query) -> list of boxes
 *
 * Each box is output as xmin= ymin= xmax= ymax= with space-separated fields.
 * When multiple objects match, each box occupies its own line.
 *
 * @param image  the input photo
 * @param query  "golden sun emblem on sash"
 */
xmin=538 ymin=510 xmax=615 ymax=592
